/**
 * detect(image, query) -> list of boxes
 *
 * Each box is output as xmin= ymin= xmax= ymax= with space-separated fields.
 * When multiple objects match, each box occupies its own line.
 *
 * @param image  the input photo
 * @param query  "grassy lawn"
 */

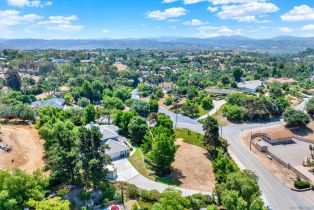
xmin=202 ymin=104 xmax=227 ymax=126
xmin=175 ymin=128 xmax=205 ymax=149
xmin=198 ymin=106 xmax=210 ymax=116
xmin=128 ymin=146 xmax=179 ymax=186
xmin=128 ymin=146 xmax=151 ymax=179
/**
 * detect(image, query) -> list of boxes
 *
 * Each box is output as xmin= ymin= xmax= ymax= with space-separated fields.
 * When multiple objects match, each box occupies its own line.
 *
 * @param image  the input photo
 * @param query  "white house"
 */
xmin=105 ymin=140 xmax=129 ymax=159
xmin=86 ymin=122 xmax=129 ymax=160
xmin=237 ymin=80 xmax=263 ymax=93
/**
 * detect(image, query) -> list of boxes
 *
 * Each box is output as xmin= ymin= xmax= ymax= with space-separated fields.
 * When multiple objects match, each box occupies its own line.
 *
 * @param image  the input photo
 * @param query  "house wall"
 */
xmin=110 ymin=150 xmax=128 ymax=160
xmin=261 ymin=135 xmax=294 ymax=145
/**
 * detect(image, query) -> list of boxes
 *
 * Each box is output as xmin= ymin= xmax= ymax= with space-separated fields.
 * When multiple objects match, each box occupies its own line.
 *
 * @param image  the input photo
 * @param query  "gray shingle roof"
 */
xmin=31 ymin=98 xmax=65 ymax=108
xmin=105 ymin=140 xmax=129 ymax=155
xmin=237 ymin=80 xmax=263 ymax=90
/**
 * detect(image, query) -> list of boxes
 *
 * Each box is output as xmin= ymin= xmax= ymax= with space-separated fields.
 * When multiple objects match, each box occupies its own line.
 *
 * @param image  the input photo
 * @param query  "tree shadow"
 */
xmin=290 ymin=126 xmax=314 ymax=137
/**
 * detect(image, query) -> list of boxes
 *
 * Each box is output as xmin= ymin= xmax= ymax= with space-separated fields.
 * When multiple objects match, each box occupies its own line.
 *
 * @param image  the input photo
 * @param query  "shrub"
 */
xmin=127 ymin=184 xmax=139 ymax=199
xmin=223 ymin=104 xmax=245 ymax=121
xmin=164 ymin=98 xmax=173 ymax=106
xmin=283 ymin=109 xmax=310 ymax=127
xmin=139 ymin=189 xmax=161 ymax=202
xmin=56 ymin=187 xmax=70 ymax=197
xmin=294 ymin=179 xmax=310 ymax=189
xmin=102 ymin=198 xmax=109 ymax=205
xmin=79 ymin=190 xmax=91 ymax=201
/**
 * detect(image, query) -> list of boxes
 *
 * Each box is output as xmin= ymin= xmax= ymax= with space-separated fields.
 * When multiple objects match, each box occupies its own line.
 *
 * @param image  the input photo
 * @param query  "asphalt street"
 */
xmin=131 ymin=89 xmax=312 ymax=209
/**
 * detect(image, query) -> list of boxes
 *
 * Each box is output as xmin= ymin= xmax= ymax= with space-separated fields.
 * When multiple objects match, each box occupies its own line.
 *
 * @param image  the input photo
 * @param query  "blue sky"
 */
xmin=0 ymin=0 xmax=314 ymax=39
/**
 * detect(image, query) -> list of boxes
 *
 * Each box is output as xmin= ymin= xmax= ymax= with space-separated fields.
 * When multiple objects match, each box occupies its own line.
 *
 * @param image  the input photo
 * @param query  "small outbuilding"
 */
xmin=261 ymin=130 xmax=294 ymax=145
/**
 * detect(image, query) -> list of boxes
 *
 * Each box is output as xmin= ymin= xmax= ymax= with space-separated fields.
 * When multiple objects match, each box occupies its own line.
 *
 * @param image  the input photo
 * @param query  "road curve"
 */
xmin=131 ymin=89 xmax=312 ymax=209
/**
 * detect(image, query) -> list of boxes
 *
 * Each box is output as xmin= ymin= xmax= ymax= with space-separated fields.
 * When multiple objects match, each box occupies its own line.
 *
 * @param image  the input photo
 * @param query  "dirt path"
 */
xmin=0 ymin=124 xmax=45 ymax=173
xmin=171 ymin=139 xmax=215 ymax=191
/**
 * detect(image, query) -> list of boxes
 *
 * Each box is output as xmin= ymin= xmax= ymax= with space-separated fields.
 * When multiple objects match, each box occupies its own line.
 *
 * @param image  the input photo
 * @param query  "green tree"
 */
xmin=78 ymin=126 xmax=111 ymax=186
xmin=269 ymin=82 xmax=283 ymax=98
xmin=47 ymin=121 xmax=80 ymax=183
xmin=83 ymin=104 xmax=96 ymax=124
xmin=128 ymin=116 xmax=148 ymax=144
xmin=103 ymin=96 xmax=125 ymax=110
xmin=81 ymin=80 xmax=93 ymax=101
xmin=0 ymin=170 xmax=48 ymax=210
xmin=223 ymin=105 xmax=245 ymax=121
xmin=113 ymin=87 xmax=131 ymax=102
xmin=114 ymin=110 xmax=137 ymax=134
xmin=92 ymin=80 xmax=105 ymax=102
xmin=306 ymin=97 xmax=314 ymax=117
xmin=149 ymin=99 xmax=159 ymax=113
xmin=232 ymin=67 xmax=243 ymax=82
xmin=221 ymin=75 xmax=231 ymax=85
xmin=77 ymin=97 xmax=90 ymax=107
xmin=27 ymin=197 xmax=71 ymax=210
xmin=5 ymin=69 xmax=21 ymax=91
xmin=64 ymin=93 xmax=73 ymax=105
xmin=202 ymin=96 xmax=214 ymax=110
xmin=217 ymin=170 xmax=263 ymax=210
xmin=152 ymin=189 xmax=189 ymax=210
xmin=283 ymin=109 xmax=310 ymax=127
xmin=149 ymin=132 xmax=176 ymax=175
xmin=133 ymin=100 xmax=150 ymax=117
xmin=203 ymin=116 xmax=220 ymax=149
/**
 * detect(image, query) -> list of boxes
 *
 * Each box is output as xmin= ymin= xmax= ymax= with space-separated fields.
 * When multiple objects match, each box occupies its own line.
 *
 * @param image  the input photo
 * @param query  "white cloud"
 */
xmin=184 ymin=0 xmax=208 ymax=4
xmin=217 ymin=2 xmax=279 ymax=22
xmin=301 ymin=24 xmax=314 ymax=31
xmin=207 ymin=6 xmax=218 ymax=12
xmin=279 ymin=27 xmax=293 ymax=33
xmin=210 ymin=0 xmax=258 ymax=5
xmin=0 ymin=10 xmax=42 ymax=26
xmin=147 ymin=7 xmax=187 ymax=20
xmin=281 ymin=5 xmax=314 ymax=22
xmin=7 ymin=0 xmax=51 ymax=7
xmin=38 ymin=15 xmax=83 ymax=31
xmin=197 ymin=25 xmax=241 ymax=37
xmin=162 ymin=0 xmax=178 ymax=3
xmin=102 ymin=29 xmax=111 ymax=33
xmin=183 ymin=19 xmax=208 ymax=26
xmin=183 ymin=0 xmax=259 ymax=5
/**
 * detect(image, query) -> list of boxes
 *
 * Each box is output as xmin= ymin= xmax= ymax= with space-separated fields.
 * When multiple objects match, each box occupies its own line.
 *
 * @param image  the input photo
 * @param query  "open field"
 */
xmin=0 ymin=124 xmax=45 ymax=173
xmin=171 ymin=138 xmax=215 ymax=191
xmin=175 ymin=128 xmax=205 ymax=149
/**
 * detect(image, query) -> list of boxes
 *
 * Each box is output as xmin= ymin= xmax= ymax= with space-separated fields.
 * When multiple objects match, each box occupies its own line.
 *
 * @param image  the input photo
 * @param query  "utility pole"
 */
xmin=120 ymin=182 xmax=125 ymax=209
xmin=250 ymin=131 xmax=252 ymax=151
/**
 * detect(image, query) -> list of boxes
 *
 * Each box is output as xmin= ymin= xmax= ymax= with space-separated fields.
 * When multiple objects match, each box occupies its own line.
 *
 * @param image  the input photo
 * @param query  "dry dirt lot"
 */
xmin=0 ymin=124 xmax=45 ymax=173
xmin=171 ymin=138 xmax=215 ymax=191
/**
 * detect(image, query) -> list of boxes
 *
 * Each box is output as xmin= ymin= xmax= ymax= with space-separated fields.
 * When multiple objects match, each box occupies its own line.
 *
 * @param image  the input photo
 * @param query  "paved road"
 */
xmin=112 ymin=158 xmax=211 ymax=196
xmin=131 ymin=89 xmax=312 ymax=209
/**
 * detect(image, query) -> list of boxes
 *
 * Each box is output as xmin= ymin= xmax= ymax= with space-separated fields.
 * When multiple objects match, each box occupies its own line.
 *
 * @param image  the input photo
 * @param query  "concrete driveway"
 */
xmin=112 ymin=158 xmax=211 ymax=196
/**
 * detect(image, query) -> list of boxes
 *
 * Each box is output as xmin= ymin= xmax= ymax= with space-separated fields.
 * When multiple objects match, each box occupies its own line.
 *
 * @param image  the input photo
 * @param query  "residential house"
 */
xmin=158 ymin=82 xmax=175 ymax=92
xmin=31 ymin=98 xmax=65 ymax=109
xmin=86 ymin=123 xmax=130 ymax=160
xmin=237 ymin=80 xmax=263 ymax=93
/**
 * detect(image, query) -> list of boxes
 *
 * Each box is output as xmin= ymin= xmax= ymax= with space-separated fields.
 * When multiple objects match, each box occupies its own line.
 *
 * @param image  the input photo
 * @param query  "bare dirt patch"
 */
xmin=171 ymin=138 xmax=215 ymax=191
xmin=0 ymin=124 xmax=45 ymax=173
xmin=241 ymin=132 xmax=296 ymax=188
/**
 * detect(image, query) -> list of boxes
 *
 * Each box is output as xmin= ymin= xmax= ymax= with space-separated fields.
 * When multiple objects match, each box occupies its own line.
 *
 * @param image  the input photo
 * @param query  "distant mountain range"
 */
xmin=1 ymin=36 xmax=314 ymax=53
